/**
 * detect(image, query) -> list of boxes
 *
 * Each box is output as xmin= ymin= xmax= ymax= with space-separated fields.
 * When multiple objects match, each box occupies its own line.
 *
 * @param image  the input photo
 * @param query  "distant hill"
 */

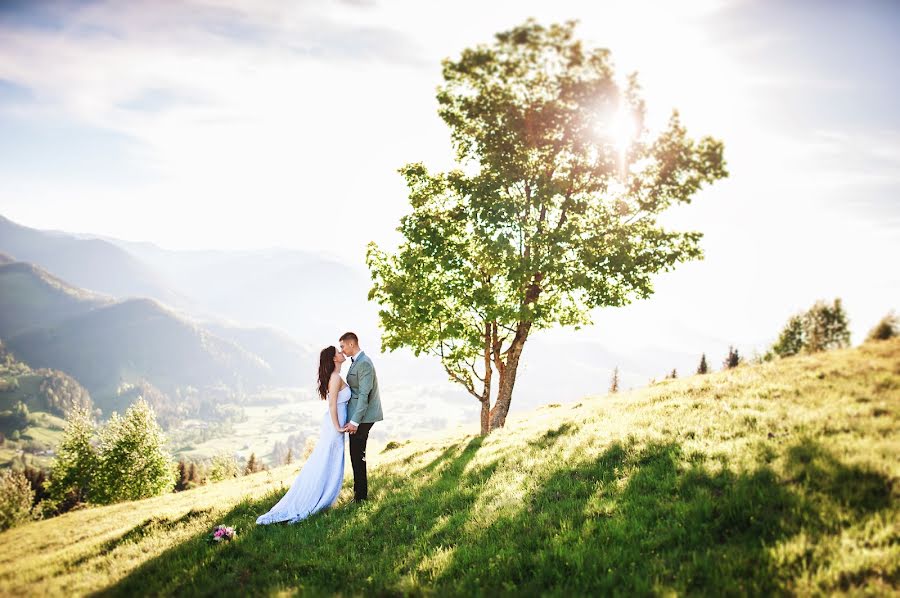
xmin=0 ymin=256 xmax=316 ymax=403
xmin=0 ymin=340 xmax=92 ymax=468
xmin=0 ymin=215 xmax=186 ymax=307
xmin=202 ymin=321 xmax=313 ymax=387
xmin=0 ymin=260 xmax=112 ymax=338
xmin=3 ymin=214 xmax=375 ymax=346
xmin=1 ymin=337 xmax=896 ymax=595
xmin=6 ymin=297 xmax=272 ymax=402
xmin=96 ymin=237 xmax=375 ymax=342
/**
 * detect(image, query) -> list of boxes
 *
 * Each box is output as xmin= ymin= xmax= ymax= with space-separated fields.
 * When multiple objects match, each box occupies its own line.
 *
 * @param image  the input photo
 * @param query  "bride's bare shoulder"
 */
xmin=330 ymin=371 xmax=347 ymax=389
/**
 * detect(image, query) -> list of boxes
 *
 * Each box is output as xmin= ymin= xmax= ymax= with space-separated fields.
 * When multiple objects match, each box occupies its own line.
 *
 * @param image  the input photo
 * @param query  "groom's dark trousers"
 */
xmin=349 ymin=422 xmax=374 ymax=501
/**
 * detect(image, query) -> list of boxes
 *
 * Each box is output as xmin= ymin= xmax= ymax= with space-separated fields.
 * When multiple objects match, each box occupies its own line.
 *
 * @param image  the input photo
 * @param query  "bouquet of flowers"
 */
xmin=207 ymin=524 xmax=237 ymax=544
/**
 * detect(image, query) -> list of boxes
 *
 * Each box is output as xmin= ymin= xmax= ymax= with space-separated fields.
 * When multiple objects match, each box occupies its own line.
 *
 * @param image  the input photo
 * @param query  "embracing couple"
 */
xmin=256 ymin=332 xmax=383 ymax=525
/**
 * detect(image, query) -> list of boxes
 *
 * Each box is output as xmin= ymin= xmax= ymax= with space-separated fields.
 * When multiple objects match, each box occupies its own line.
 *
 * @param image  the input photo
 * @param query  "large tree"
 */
xmin=368 ymin=20 xmax=728 ymax=435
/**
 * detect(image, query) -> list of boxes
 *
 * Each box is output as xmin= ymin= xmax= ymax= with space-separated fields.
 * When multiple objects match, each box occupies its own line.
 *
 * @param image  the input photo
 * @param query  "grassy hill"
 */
xmin=0 ymin=337 xmax=897 ymax=596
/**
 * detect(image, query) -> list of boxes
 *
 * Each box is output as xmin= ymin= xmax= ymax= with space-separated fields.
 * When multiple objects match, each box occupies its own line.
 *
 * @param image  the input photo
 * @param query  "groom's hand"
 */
xmin=345 ymin=423 xmax=358 ymax=434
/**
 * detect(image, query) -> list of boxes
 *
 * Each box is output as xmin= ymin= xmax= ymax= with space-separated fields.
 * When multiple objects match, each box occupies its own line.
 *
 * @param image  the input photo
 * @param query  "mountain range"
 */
xmin=0 ymin=232 xmax=315 ymax=410
xmin=0 ymin=215 xmax=186 ymax=307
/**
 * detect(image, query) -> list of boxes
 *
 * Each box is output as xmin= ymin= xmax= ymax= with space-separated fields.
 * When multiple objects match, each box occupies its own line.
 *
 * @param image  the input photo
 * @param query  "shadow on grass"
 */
xmin=784 ymin=438 xmax=893 ymax=514
xmin=96 ymin=436 xmax=490 ymax=596
xmin=95 ymin=436 xmax=894 ymax=596
xmin=70 ymin=507 xmax=213 ymax=568
xmin=527 ymin=422 xmax=579 ymax=451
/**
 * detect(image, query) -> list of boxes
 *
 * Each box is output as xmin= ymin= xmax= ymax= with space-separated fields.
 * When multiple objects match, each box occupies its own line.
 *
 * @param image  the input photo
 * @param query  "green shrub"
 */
xmin=92 ymin=398 xmax=176 ymax=504
xmin=866 ymin=310 xmax=899 ymax=342
xmin=772 ymin=298 xmax=851 ymax=357
xmin=0 ymin=469 xmax=34 ymax=531
xmin=772 ymin=314 xmax=805 ymax=357
xmin=44 ymin=399 xmax=175 ymax=511
xmin=45 ymin=406 xmax=98 ymax=507
xmin=208 ymin=452 xmax=239 ymax=482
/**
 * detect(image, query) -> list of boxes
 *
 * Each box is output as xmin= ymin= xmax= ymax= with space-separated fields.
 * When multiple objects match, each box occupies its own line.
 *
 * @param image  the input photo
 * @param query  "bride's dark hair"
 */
xmin=317 ymin=346 xmax=337 ymax=400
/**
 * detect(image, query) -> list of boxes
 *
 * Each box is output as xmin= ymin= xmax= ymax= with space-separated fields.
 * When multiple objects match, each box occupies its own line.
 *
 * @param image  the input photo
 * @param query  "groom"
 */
xmin=338 ymin=332 xmax=383 ymax=502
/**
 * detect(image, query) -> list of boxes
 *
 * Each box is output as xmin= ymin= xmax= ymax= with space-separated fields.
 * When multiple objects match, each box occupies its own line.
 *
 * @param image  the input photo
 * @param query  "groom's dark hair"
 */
xmin=339 ymin=332 xmax=359 ymax=344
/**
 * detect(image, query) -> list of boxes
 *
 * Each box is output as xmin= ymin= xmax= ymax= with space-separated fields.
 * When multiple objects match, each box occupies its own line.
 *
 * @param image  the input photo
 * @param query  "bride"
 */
xmin=256 ymin=346 xmax=350 ymax=525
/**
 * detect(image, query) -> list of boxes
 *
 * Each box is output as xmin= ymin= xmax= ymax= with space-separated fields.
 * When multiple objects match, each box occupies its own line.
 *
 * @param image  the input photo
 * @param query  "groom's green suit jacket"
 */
xmin=346 ymin=351 xmax=384 ymax=425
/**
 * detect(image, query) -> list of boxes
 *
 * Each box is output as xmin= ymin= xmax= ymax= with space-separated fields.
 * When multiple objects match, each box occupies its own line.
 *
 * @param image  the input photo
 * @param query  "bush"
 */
xmin=772 ymin=314 xmax=805 ymax=357
xmin=44 ymin=398 xmax=175 ymax=512
xmin=0 ymin=469 xmax=34 ymax=531
xmin=92 ymin=398 xmax=176 ymax=504
xmin=805 ymin=298 xmax=851 ymax=352
xmin=45 ymin=407 xmax=98 ymax=507
xmin=773 ymin=298 xmax=851 ymax=358
xmin=208 ymin=452 xmax=239 ymax=482
xmin=724 ymin=346 xmax=741 ymax=369
xmin=0 ymin=400 xmax=31 ymax=431
xmin=866 ymin=311 xmax=899 ymax=342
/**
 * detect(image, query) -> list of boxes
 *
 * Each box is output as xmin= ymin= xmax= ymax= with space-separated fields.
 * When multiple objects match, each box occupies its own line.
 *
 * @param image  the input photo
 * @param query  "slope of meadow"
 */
xmin=0 ymin=338 xmax=897 ymax=596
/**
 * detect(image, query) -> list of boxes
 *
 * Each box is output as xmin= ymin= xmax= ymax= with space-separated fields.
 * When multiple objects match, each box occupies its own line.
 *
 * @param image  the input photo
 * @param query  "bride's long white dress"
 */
xmin=256 ymin=385 xmax=349 ymax=525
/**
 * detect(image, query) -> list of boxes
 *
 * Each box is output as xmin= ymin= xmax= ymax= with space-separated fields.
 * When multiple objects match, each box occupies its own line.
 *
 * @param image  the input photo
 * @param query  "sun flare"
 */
xmin=611 ymin=106 xmax=639 ymax=155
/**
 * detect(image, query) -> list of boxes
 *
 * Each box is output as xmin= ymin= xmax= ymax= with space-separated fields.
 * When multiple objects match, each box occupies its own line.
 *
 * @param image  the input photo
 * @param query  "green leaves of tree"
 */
xmin=368 ymin=19 xmax=728 ymax=429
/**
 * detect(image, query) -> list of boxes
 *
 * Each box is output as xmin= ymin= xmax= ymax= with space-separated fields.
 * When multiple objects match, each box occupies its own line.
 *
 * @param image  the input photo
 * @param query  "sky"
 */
xmin=1 ymin=0 xmax=898 ymax=401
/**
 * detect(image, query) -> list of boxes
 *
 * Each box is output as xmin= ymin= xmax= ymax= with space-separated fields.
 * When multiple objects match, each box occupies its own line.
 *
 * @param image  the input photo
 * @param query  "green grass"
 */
xmin=1 ymin=338 xmax=898 ymax=596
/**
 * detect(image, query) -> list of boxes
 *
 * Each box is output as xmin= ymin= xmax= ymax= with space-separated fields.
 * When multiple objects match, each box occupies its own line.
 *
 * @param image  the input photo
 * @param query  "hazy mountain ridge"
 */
xmin=98 ymin=235 xmax=376 ymax=342
xmin=4 ymin=214 xmax=374 ymax=348
xmin=0 ymin=260 xmax=113 ymax=339
xmin=0 ymin=253 xmax=316 ymax=411
xmin=6 ymin=297 xmax=272 ymax=399
xmin=0 ymin=215 xmax=187 ymax=308
xmin=201 ymin=321 xmax=313 ymax=388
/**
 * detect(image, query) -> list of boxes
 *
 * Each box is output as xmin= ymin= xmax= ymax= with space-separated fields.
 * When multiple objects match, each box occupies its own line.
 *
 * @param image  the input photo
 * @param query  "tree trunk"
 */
xmin=488 ymin=321 xmax=531 ymax=430
xmin=480 ymin=398 xmax=490 ymax=436
xmin=479 ymin=321 xmax=493 ymax=436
